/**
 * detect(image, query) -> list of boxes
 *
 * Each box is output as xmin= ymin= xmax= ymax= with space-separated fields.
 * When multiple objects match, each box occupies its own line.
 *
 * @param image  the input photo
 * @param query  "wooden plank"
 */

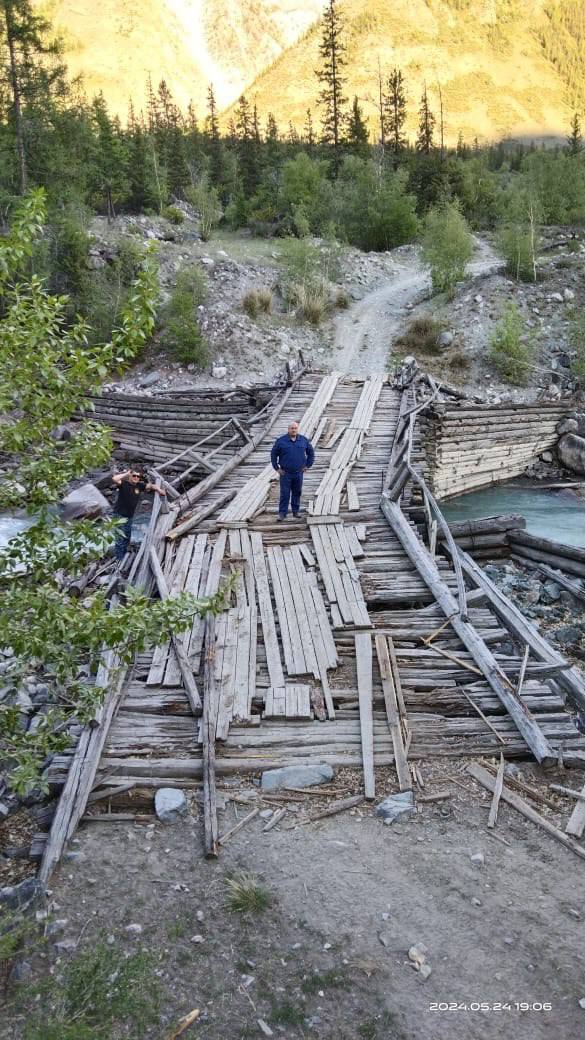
xmin=375 ymin=635 xmax=411 ymax=792
xmin=215 ymin=607 xmax=238 ymax=740
xmin=149 ymin=547 xmax=201 ymax=713
xmin=355 ymin=632 xmax=375 ymax=800
xmin=347 ymin=481 xmax=360 ymax=512
xmin=467 ymin=762 xmax=585 ymax=861
xmin=487 ymin=753 xmax=505 ymax=829
xmin=250 ymin=532 xmax=285 ymax=691
xmin=266 ymin=546 xmax=295 ymax=675
xmin=39 ymin=648 xmax=127 ymax=884
xmin=272 ymin=546 xmax=307 ymax=675
xmin=264 ymin=685 xmax=287 ymax=718
xmin=285 ymin=684 xmax=312 ymax=719
xmin=565 ymin=781 xmax=585 ymax=838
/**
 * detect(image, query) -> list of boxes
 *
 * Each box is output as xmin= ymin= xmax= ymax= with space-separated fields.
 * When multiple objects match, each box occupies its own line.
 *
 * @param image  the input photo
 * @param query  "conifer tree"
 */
xmin=567 ymin=112 xmax=583 ymax=155
xmin=347 ymin=96 xmax=369 ymax=158
xmin=235 ymin=94 xmax=259 ymax=195
xmin=303 ymin=108 xmax=316 ymax=154
xmin=205 ymin=84 xmax=223 ymax=184
xmin=0 ymin=0 xmax=66 ymax=193
xmin=416 ymin=85 xmax=435 ymax=154
xmin=90 ymin=93 xmax=129 ymax=219
xmin=315 ymin=0 xmax=347 ymax=171
xmin=384 ymin=68 xmax=407 ymax=159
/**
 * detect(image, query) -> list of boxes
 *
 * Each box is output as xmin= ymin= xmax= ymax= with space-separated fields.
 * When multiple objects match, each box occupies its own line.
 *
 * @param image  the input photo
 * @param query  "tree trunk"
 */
xmin=4 ymin=2 xmax=27 ymax=194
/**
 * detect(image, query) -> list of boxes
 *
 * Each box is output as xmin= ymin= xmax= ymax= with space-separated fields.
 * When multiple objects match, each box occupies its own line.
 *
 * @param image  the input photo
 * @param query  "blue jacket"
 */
xmin=271 ymin=433 xmax=315 ymax=474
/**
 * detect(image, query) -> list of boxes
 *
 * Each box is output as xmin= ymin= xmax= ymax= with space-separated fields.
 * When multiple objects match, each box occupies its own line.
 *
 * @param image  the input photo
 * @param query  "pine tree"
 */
xmin=347 ymin=96 xmax=369 ymax=158
xmin=89 ymin=92 xmax=129 ymax=219
xmin=416 ymin=85 xmax=435 ymax=154
xmin=0 ymin=0 xmax=66 ymax=193
xmin=567 ymin=112 xmax=583 ymax=155
xmin=265 ymin=112 xmax=280 ymax=167
xmin=315 ymin=0 xmax=347 ymax=170
xmin=384 ymin=68 xmax=408 ymax=159
xmin=205 ymin=84 xmax=223 ymax=185
xmin=288 ymin=120 xmax=299 ymax=145
xmin=456 ymin=130 xmax=466 ymax=157
xmin=235 ymin=94 xmax=259 ymax=195
xmin=303 ymin=108 xmax=316 ymax=154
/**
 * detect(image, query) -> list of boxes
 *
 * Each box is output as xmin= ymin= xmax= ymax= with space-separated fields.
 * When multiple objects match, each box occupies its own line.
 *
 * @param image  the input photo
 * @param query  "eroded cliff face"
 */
xmin=36 ymin=0 xmax=323 ymax=114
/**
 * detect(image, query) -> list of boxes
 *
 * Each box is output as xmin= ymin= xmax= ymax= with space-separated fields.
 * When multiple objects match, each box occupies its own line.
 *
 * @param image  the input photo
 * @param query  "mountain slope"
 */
xmin=229 ymin=0 xmax=574 ymax=144
xmin=36 ymin=0 xmax=323 ymax=115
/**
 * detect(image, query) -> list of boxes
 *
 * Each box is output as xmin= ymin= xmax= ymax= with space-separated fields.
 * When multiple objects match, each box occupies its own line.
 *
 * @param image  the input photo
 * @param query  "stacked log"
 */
xmin=509 ymin=530 xmax=585 ymax=578
xmin=422 ymin=401 xmax=572 ymax=499
xmin=439 ymin=514 xmax=527 ymax=559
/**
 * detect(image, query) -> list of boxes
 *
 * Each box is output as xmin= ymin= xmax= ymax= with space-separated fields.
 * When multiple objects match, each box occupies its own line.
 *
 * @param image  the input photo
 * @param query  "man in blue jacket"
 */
xmin=270 ymin=420 xmax=315 ymax=520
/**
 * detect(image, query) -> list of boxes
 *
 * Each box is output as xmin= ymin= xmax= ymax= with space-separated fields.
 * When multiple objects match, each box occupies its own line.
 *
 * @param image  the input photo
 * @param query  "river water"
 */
xmin=442 ymin=484 xmax=585 ymax=548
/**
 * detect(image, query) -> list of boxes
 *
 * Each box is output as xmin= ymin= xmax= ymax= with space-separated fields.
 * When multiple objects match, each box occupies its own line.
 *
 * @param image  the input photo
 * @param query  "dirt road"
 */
xmin=332 ymin=237 xmax=502 ymax=376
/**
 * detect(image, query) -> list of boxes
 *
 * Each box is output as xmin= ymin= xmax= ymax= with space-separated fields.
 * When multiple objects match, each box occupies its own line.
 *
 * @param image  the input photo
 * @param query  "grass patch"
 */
xmin=301 ymin=968 xmax=349 ymax=994
xmin=394 ymin=317 xmax=444 ymax=356
xmin=242 ymin=287 xmax=273 ymax=318
xmin=270 ymin=1001 xmax=305 ymax=1026
xmin=20 ymin=938 xmax=160 ymax=1040
xmin=225 ymin=871 xmax=271 ymax=914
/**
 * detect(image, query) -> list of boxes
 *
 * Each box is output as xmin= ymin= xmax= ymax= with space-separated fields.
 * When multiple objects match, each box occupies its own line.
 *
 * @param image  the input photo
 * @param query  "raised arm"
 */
xmin=112 ymin=469 xmax=130 ymax=486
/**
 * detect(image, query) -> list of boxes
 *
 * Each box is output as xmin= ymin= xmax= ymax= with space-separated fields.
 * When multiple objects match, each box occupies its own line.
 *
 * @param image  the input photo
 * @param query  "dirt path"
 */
xmin=332 ymin=237 xmax=502 ymax=376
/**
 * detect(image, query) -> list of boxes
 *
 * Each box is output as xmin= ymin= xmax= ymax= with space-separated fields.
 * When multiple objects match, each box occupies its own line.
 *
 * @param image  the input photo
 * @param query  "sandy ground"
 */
xmin=4 ymin=759 xmax=585 ymax=1040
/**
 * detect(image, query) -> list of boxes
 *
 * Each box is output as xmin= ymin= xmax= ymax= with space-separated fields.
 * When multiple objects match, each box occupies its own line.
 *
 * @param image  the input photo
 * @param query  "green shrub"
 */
xmin=489 ymin=303 xmax=534 ymax=383
xmin=162 ymin=205 xmax=185 ymax=225
xmin=185 ymin=179 xmax=222 ymax=240
xmin=336 ymin=157 xmax=419 ymax=251
xmin=569 ymin=309 xmax=585 ymax=382
xmin=496 ymin=223 xmax=539 ymax=282
xmin=160 ymin=266 xmax=208 ymax=365
xmin=420 ymin=202 xmax=473 ymax=297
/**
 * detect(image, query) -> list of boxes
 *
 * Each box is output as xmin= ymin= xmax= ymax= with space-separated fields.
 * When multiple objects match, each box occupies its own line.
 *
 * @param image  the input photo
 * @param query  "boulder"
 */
xmin=139 ymin=371 xmax=160 ymax=388
xmin=375 ymin=790 xmax=415 ymax=825
xmin=261 ymin=764 xmax=334 ymax=792
xmin=60 ymin=483 xmax=110 ymax=520
xmin=154 ymin=787 xmax=188 ymax=823
xmin=437 ymin=331 xmax=454 ymax=348
xmin=558 ymin=433 xmax=585 ymax=476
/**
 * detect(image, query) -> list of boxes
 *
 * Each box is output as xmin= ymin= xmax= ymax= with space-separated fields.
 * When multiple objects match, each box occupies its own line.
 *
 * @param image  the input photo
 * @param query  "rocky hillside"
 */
xmin=36 ymin=0 xmax=323 ymax=115
xmin=238 ymin=0 xmax=574 ymax=145
xmin=37 ymin=0 xmax=582 ymax=141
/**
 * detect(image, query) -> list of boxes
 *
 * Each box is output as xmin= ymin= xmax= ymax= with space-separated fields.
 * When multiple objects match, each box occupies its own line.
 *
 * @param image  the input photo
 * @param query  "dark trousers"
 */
xmin=113 ymin=513 xmax=133 ymax=560
xmin=279 ymin=471 xmax=303 ymax=516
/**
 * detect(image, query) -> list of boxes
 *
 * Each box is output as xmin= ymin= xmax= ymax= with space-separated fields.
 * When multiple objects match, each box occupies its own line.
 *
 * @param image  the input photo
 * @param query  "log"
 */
xmin=532 ymin=564 xmax=585 ymax=604
xmin=381 ymin=494 xmax=556 ymax=766
xmin=487 ymin=753 xmax=505 ymax=829
xmin=467 ymin=762 xmax=585 ymax=861
xmin=510 ymin=529 xmax=585 ymax=565
xmin=304 ymin=794 xmax=365 ymax=822
xmin=510 ymin=543 xmax=585 ymax=579
xmin=202 ymin=616 xmax=219 ymax=858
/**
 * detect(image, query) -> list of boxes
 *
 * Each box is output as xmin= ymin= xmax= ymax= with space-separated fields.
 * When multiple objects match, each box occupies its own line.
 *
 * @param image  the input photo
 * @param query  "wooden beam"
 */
xmin=202 ymin=615 xmax=218 ymax=857
xmin=355 ymin=632 xmax=375 ymax=800
xmin=381 ymin=495 xmax=556 ymax=766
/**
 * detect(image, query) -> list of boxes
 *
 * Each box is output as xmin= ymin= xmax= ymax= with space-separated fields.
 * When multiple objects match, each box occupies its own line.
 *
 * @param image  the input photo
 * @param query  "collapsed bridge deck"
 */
xmin=41 ymin=371 xmax=585 ymax=878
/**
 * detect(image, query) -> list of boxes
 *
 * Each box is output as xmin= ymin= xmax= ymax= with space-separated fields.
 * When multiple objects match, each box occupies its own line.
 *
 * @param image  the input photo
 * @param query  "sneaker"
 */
xmin=292 ymin=512 xmax=300 ymax=518
xmin=277 ymin=513 xmax=286 ymax=521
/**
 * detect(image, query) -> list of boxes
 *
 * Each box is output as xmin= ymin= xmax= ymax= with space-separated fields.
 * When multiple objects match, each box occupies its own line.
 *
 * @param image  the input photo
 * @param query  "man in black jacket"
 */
xmin=111 ymin=467 xmax=166 ymax=560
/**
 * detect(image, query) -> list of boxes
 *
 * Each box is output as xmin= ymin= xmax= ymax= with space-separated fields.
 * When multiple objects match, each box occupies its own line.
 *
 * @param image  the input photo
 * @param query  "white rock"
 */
xmin=190 ymin=934 xmax=205 ymax=943
xmin=470 ymin=852 xmax=485 ymax=866
xmin=563 ymin=288 xmax=575 ymax=301
xmin=125 ymin=923 xmax=142 ymax=936
xmin=419 ymin=963 xmax=432 ymax=980
xmin=154 ymin=787 xmax=187 ymax=823
xmin=578 ymin=997 xmax=585 ymax=1010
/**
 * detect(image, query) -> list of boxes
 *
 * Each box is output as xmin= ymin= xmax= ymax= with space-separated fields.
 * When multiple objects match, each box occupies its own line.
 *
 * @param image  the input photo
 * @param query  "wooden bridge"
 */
xmin=40 ymin=368 xmax=585 ymax=879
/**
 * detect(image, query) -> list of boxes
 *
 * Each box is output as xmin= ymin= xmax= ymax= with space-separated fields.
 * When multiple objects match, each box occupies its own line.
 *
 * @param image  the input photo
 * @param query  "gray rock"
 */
xmin=46 ymin=918 xmax=68 ymax=937
xmin=558 ymin=432 xmax=585 ymax=475
xmin=564 ymin=288 xmax=575 ymax=301
xmin=437 ymin=331 xmax=454 ymax=348
xmin=259 ymin=809 xmax=274 ymax=820
xmin=557 ymin=417 xmax=578 ymax=435
xmin=470 ymin=852 xmax=485 ymax=866
xmin=9 ymin=959 xmax=33 ymax=983
xmin=0 ymin=801 xmax=10 ymax=820
xmin=138 ymin=371 xmax=160 ymax=388
xmin=54 ymin=939 xmax=77 ymax=954
xmin=540 ymin=451 xmax=553 ymax=463
xmin=555 ymin=624 xmax=582 ymax=646
xmin=15 ymin=690 xmax=33 ymax=714
xmin=550 ymin=292 xmax=564 ymax=303
xmin=154 ymin=787 xmax=188 ymax=822
xmin=0 ymin=877 xmax=44 ymax=911
xmin=60 ymin=483 xmax=110 ymax=520
xmin=376 ymin=790 xmax=415 ymax=825
xmin=125 ymin=923 xmax=143 ymax=936
xmin=261 ymin=764 xmax=334 ymax=792
xmin=541 ymin=580 xmax=561 ymax=604
xmin=419 ymin=963 xmax=432 ymax=980
xmin=378 ymin=932 xmax=391 ymax=947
